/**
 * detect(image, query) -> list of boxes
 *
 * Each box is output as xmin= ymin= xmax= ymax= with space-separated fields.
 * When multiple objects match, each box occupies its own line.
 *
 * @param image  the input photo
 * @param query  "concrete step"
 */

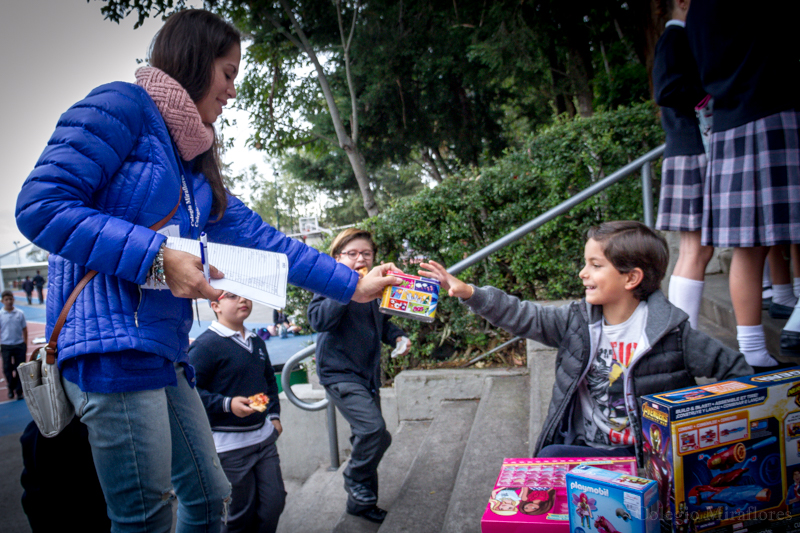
xmin=441 ymin=375 xmax=531 ymax=533
xmin=378 ymin=400 xmax=479 ymax=533
xmin=700 ymin=273 xmax=794 ymax=362
xmin=276 ymin=461 xmax=349 ymax=533
xmin=332 ymin=420 xmax=432 ymax=533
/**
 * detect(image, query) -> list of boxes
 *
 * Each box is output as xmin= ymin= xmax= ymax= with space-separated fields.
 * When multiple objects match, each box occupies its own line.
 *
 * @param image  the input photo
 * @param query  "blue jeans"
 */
xmin=64 ymin=363 xmax=231 ymax=533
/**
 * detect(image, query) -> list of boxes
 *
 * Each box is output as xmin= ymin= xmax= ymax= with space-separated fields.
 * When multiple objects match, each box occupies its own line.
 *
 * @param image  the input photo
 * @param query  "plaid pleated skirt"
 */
xmin=656 ymin=153 xmax=707 ymax=232
xmin=702 ymin=109 xmax=800 ymax=247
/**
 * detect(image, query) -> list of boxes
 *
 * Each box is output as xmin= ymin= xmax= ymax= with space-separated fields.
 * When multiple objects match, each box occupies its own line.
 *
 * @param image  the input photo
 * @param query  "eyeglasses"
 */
xmin=218 ymin=292 xmax=240 ymax=301
xmin=339 ymin=250 xmax=374 ymax=260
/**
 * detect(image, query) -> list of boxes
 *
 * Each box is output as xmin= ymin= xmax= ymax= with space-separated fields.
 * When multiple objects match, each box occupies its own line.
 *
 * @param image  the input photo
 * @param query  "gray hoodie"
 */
xmin=464 ymin=286 xmax=752 ymax=465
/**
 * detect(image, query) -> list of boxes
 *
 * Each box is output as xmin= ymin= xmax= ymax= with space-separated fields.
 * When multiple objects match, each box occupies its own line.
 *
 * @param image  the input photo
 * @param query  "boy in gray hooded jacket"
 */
xmin=419 ymin=221 xmax=752 ymax=466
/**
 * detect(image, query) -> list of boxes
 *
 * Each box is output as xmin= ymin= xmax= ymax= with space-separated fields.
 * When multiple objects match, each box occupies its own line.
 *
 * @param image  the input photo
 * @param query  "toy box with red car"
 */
xmin=640 ymin=367 xmax=800 ymax=533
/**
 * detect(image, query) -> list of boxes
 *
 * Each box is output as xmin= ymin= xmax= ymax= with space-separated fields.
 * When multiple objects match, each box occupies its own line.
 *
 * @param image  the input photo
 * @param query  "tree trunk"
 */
xmin=421 ymin=150 xmax=443 ymax=183
xmin=343 ymin=146 xmax=379 ymax=216
xmin=276 ymin=0 xmax=380 ymax=217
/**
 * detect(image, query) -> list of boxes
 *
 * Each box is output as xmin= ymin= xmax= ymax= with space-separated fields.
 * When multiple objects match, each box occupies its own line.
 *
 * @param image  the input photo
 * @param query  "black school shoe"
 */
xmin=781 ymin=330 xmax=800 ymax=358
xmin=344 ymin=481 xmax=378 ymax=506
xmin=769 ymin=301 xmax=794 ymax=319
xmin=347 ymin=505 xmax=388 ymax=524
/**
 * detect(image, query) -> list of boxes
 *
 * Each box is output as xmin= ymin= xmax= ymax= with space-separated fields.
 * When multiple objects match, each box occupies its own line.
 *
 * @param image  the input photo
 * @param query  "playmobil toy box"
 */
xmin=566 ymin=464 xmax=659 ymax=533
xmin=379 ymin=271 xmax=439 ymax=323
xmin=480 ymin=457 xmax=638 ymax=533
xmin=640 ymin=367 xmax=800 ymax=533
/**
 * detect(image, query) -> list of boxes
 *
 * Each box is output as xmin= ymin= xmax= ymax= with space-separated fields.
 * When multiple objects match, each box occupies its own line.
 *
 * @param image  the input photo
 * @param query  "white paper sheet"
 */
xmin=142 ymin=237 xmax=289 ymax=308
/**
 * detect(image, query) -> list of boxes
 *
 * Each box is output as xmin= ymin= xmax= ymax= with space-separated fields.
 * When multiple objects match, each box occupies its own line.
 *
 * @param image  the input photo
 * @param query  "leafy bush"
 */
xmin=290 ymin=103 xmax=664 ymax=380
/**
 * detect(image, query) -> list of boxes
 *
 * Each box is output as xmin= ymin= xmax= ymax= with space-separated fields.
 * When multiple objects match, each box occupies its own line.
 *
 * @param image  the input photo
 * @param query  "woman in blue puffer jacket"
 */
xmin=15 ymin=9 xmax=397 ymax=533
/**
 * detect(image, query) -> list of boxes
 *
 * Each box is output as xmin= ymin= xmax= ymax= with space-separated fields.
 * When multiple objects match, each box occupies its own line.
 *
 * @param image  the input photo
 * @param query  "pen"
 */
xmin=200 ymin=232 xmax=210 ymax=283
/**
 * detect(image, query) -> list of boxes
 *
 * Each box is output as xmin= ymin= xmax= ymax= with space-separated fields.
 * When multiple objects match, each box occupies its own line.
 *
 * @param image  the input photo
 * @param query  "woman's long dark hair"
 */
xmin=149 ymin=9 xmax=241 ymax=220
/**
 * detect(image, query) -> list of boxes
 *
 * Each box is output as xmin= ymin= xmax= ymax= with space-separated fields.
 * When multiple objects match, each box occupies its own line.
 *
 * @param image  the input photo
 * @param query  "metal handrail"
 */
xmin=279 ymin=143 xmax=666 ymax=466
xmin=448 ymin=144 xmax=665 ymax=275
xmin=281 ymin=345 xmax=328 ymax=411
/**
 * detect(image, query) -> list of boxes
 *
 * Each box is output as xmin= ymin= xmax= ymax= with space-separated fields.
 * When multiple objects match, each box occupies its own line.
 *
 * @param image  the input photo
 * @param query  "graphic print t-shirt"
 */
xmin=578 ymin=301 xmax=647 ymax=449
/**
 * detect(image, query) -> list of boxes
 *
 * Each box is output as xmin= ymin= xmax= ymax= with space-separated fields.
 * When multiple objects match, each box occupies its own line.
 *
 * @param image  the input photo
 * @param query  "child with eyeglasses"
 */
xmin=189 ymin=292 xmax=285 ymax=533
xmin=307 ymin=228 xmax=411 ymax=524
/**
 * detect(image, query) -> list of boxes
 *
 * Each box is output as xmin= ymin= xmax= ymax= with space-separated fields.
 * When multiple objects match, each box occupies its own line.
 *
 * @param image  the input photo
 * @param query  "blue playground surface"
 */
xmin=0 ymin=399 xmax=32 ymax=437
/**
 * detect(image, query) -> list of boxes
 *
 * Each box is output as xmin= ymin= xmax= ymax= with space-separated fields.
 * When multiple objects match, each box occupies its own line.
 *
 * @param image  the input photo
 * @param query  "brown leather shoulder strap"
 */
xmin=45 ymin=200 xmax=180 ymax=365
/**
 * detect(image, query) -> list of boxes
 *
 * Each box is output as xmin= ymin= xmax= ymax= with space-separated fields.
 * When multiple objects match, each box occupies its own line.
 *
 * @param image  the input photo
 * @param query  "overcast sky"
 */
xmin=0 ymin=0 xmax=265 ymax=260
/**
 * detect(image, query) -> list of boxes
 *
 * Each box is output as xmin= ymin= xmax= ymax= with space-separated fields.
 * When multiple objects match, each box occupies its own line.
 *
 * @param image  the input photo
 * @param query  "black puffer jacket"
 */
xmin=464 ymin=287 xmax=752 ymax=466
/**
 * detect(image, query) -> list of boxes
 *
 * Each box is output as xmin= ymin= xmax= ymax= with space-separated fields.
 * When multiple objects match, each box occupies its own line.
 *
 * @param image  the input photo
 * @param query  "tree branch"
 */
xmin=336 ymin=0 xmax=360 ymax=144
xmin=249 ymin=112 xmax=338 ymax=147
xmin=277 ymin=0 xmax=353 ymax=152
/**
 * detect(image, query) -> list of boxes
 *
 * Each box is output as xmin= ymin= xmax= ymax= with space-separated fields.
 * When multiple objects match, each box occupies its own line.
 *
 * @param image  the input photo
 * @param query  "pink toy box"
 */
xmin=480 ymin=457 xmax=638 ymax=533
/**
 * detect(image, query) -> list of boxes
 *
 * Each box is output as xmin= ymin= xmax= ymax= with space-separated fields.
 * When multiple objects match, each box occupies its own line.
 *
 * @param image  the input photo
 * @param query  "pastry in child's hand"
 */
xmin=248 ymin=393 xmax=269 ymax=412
xmin=357 ymin=267 xmax=369 ymax=278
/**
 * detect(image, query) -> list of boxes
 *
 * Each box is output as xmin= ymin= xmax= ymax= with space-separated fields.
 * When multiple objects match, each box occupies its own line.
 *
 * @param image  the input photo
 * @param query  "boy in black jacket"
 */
xmin=189 ymin=292 xmax=284 ymax=533
xmin=308 ymin=228 xmax=410 ymax=524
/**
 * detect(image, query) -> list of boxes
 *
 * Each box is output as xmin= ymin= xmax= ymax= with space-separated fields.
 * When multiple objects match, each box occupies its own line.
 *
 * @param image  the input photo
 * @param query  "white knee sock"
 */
xmin=772 ymin=284 xmax=797 ymax=307
xmin=668 ymin=275 xmax=704 ymax=329
xmin=794 ymin=278 xmax=800 ymax=299
xmin=737 ymin=325 xmax=778 ymax=367
xmin=784 ymin=300 xmax=800 ymax=333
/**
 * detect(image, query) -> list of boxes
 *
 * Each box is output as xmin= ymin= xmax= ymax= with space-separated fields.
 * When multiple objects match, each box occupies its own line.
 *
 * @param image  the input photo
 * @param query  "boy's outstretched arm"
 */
xmin=419 ymin=261 xmax=569 ymax=348
xmin=418 ymin=261 xmax=473 ymax=299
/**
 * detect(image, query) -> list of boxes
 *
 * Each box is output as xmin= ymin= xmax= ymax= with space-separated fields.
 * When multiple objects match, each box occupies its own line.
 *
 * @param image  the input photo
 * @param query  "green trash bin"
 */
xmin=275 ymin=368 xmax=309 ymax=393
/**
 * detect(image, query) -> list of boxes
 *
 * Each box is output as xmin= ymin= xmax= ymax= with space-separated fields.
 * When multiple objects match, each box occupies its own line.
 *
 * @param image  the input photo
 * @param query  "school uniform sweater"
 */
xmin=189 ymin=325 xmax=280 ymax=432
xmin=652 ymin=21 xmax=706 ymax=158
xmin=686 ymin=0 xmax=800 ymax=131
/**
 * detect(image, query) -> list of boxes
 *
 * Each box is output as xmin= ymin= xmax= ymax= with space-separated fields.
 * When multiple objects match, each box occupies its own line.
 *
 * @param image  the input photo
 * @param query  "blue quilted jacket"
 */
xmin=16 ymin=82 xmax=358 ymax=367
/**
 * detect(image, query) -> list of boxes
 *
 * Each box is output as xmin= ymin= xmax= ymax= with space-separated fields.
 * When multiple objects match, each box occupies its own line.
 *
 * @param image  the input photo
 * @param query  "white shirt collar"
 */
xmin=666 ymin=19 xmax=685 ymax=28
xmin=210 ymin=320 xmax=257 ymax=341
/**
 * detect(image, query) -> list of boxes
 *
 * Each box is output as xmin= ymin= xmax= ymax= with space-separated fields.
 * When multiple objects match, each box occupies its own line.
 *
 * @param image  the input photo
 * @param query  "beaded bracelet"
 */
xmin=147 ymin=242 xmax=167 ymax=288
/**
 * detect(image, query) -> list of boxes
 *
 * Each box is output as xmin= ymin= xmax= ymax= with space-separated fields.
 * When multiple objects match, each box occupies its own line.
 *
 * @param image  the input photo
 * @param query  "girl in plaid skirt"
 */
xmin=687 ymin=0 xmax=800 ymax=368
xmin=653 ymin=0 xmax=713 ymax=331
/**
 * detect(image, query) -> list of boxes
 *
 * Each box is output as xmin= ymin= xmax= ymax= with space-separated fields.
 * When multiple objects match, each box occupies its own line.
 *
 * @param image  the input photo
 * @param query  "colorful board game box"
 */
xmin=379 ymin=271 xmax=439 ymax=323
xmin=566 ymin=464 xmax=659 ymax=533
xmin=480 ymin=457 xmax=638 ymax=533
xmin=640 ymin=367 xmax=800 ymax=533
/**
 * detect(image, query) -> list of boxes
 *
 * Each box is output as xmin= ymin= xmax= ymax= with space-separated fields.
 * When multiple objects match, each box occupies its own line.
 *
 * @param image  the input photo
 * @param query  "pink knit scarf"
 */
xmin=135 ymin=67 xmax=215 ymax=161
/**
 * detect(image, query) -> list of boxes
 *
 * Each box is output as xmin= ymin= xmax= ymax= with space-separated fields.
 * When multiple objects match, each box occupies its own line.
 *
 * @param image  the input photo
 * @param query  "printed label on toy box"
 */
xmin=642 ymin=403 xmax=669 ymax=425
xmin=623 ymin=492 xmax=642 ymax=518
xmin=379 ymin=271 xmax=439 ymax=322
xmin=751 ymin=369 xmax=800 ymax=383
xmin=655 ymin=382 xmax=757 ymax=405
xmin=670 ymin=390 xmax=768 ymax=421
xmin=676 ymin=413 xmax=750 ymax=455
xmin=488 ymin=486 xmax=559 ymax=517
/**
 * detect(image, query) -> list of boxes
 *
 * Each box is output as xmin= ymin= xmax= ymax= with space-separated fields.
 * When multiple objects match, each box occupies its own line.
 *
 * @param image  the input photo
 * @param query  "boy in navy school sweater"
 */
xmin=189 ymin=292 xmax=285 ymax=533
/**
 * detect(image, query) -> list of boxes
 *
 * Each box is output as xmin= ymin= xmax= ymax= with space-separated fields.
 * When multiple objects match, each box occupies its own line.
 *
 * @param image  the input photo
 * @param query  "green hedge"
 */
xmin=286 ymin=103 xmax=665 ymax=379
